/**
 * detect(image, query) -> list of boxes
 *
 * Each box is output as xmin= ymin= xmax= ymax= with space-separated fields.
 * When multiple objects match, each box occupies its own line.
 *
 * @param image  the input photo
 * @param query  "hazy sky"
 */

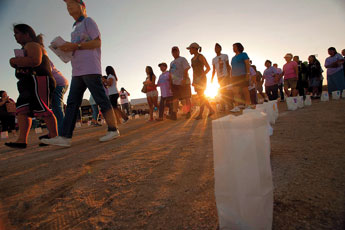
xmin=1 ymin=0 xmax=344 ymax=101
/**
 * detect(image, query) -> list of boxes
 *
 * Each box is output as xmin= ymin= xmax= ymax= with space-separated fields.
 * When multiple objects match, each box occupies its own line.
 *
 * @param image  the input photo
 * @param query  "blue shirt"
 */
xmin=231 ymin=52 xmax=249 ymax=77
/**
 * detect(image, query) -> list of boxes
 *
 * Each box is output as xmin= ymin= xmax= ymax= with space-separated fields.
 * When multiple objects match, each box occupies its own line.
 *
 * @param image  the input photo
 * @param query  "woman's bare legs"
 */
xmin=42 ymin=115 xmax=58 ymax=138
xmin=15 ymin=113 xmax=32 ymax=144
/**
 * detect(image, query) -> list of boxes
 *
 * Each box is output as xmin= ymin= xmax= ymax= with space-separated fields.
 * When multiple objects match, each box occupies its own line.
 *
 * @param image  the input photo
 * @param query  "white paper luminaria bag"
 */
xmin=212 ymin=113 xmax=273 ymax=230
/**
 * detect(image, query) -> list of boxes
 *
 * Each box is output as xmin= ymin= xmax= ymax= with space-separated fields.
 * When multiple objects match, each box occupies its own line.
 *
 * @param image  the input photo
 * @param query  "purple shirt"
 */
xmin=157 ymin=71 xmax=172 ymax=98
xmin=325 ymin=53 xmax=344 ymax=76
xmin=50 ymin=61 xmax=68 ymax=86
xmin=71 ymin=17 xmax=101 ymax=77
xmin=263 ymin=66 xmax=278 ymax=86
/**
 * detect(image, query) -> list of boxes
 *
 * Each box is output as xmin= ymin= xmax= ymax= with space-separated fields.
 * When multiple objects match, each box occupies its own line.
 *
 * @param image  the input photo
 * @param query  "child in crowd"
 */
xmin=156 ymin=63 xmax=173 ymax=121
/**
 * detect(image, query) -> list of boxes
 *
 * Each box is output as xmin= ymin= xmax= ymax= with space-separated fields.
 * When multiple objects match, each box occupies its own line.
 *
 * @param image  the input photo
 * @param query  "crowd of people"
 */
xmin=2 ymin=0 xmax=345 ymax=149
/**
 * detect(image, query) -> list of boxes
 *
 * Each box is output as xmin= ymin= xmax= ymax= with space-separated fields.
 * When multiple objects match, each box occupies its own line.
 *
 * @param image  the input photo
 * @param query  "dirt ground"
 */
xmin=0 ymin=99 xmax=344 ymax=230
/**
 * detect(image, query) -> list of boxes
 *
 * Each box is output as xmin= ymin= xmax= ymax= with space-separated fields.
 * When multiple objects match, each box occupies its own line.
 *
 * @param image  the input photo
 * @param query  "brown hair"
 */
xmin=233 ymin=42 xmax=244 ymax=53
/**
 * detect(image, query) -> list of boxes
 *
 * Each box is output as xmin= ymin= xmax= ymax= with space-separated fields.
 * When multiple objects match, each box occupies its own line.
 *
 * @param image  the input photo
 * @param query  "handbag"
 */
xmin=6 ymin=102 xmax=16 ymax=113
xmin=141 ymin=84 xmax=147 ymax=93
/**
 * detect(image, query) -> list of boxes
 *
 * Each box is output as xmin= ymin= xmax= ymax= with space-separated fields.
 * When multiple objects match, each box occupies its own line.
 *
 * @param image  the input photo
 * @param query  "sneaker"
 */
xmin=41 ymin=136 xmax=71 ymax=147
xmin=99 ymin=130 xmax=120 ymax=142
xmin=123 ymin=118 xmax=129 ymax=124
xmin=230 ymin=107 xmax=241 ymax=113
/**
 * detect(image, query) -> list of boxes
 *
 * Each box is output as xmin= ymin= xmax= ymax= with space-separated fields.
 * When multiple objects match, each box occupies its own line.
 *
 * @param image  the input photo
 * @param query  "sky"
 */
xmin=0 ymin=0 xmax=344 ymax=102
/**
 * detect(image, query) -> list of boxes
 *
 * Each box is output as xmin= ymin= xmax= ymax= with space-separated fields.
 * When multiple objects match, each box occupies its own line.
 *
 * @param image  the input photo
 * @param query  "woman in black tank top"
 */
xmin=6 ymin=24 xmax=58 ymax=149
xmin=187 ymin=43 xmax=214 ymax=120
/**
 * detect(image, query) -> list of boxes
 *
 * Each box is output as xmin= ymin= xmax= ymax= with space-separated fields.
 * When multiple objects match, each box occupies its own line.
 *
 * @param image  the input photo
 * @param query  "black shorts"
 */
xmin=172 ymin=84 xmax=191 ymax=99
xmin=109 ymin=93 xmax=119 ymax=108
xmin=230 ymin=75 xmax=249 ymax=88
xmin=16 ymin=74 xmax=55 ymax=117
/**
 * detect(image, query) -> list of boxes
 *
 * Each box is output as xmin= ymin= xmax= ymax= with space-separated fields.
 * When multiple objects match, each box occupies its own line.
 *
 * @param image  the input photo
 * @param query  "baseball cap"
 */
xmin=186 ymin=42 xmax=201 ymax=50
xmin=158 ymin=62 xmax=167 ymax=67
xmin=64 ymin=0 xmax=86 ymax=7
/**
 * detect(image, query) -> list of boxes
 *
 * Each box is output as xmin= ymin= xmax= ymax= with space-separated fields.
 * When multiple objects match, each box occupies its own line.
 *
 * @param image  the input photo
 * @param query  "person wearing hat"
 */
xmin=281 ymin=53 xmax=298 ymax=97
xmin=42 ymin=0 xmax=119 ymax=147
xmin=169 ymin=46 xmax=192 ymax=120
xmin=187 ymin=42 xmax=215 ymax=119
xmin=156 ymin=63 xmax=173 ymax=121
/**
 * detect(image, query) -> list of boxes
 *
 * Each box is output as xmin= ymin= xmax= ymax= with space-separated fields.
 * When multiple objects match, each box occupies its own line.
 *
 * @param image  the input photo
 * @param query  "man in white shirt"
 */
xmin=119 ymin=88 xmax=130 ymax=115
xmin=211 ymin=43 xmax=232 ymax=111
xmin=169 ymin=46 xmax=192 ymax=119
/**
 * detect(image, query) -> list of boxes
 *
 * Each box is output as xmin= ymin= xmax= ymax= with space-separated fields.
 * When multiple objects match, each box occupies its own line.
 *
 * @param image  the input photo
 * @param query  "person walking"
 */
xmin=119 ymin=88 xmax=131 ymax=116
xmin=281 ymin=53 xmax=298 ymax=97
xmin=263 ymin=60 xmax=279 ymax=101
xmin=7 ymin=24 xmax=58 ymax=149
xmin=229 ymin=42 xmax=253 ymax=112
xmin=169 ymin=46 xmax=192 ymax=120
xmin=211 ymin=43 xmax=231 ymax=111
xmin=89 ymin=94 xmax=101 ymax=126
xmin=324 ymin=47 xmax=345 ymax=95
xmin=144 ymin=66 xmax=159 ymax=121
xmin=187 ymin=42 xmax=214 ymax=119
xmin=42 ymin=0 xmax=119 ymax=147
xmin=0 ymin=91 xmax=16 ymax=135
xmin=37 ymin=35 xmax=69 ymax=135
xmin=103 ymin=66 xmax=129 ymax=124
xmin=156 ymin=63 xmax=173 ymax=121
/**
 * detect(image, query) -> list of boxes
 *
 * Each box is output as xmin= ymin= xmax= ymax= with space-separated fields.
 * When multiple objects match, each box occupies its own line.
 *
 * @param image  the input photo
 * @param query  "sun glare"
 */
xmin=204 ymin=80 xmax=219 ymax=98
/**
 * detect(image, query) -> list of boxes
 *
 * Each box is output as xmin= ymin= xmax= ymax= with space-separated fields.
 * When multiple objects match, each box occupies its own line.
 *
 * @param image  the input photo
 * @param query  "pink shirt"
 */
xmin=283 ymin=61 xmax=298 ymax=79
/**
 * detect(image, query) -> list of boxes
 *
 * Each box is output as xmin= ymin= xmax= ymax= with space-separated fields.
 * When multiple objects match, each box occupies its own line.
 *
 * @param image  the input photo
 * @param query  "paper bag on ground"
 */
xmin=49 ymin=36 xmax=73 ymax=63
xmin=212 ymin=114 xmax=273 ymax=230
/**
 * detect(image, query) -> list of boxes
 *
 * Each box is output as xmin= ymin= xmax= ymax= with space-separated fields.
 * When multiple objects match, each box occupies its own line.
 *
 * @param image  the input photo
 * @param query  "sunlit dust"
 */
xmin=204 ymin=80 xmax=219 ymax=99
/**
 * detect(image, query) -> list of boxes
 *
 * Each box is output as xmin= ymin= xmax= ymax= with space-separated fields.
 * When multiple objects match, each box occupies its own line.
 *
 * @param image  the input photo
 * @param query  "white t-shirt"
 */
xmin=248 ymin=67 xmax=257 ymax=90
xmin=170 ymin=57 xmax=191 ymax=85
xmin=107 ymin=74 xmax=119 ymax=95
xmin=119 ymin=91 xmax=129 ymax=104
xmin=212 ymin=54 xmax=229 ymax=78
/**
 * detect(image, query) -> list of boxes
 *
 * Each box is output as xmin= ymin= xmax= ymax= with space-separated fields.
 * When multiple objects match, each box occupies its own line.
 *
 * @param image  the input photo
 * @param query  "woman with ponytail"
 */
xmin=6 ymin=24 xmax=58 ymax=148
xmin=187 ymin=42 xmax=214 ymax=120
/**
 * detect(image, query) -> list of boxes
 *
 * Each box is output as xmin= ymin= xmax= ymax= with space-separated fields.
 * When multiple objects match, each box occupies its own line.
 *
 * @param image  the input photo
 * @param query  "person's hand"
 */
xmin=9 ymin=58 xmax=17 ymax=68
xmin=58 ymin=42 xmax=78 ymax=52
